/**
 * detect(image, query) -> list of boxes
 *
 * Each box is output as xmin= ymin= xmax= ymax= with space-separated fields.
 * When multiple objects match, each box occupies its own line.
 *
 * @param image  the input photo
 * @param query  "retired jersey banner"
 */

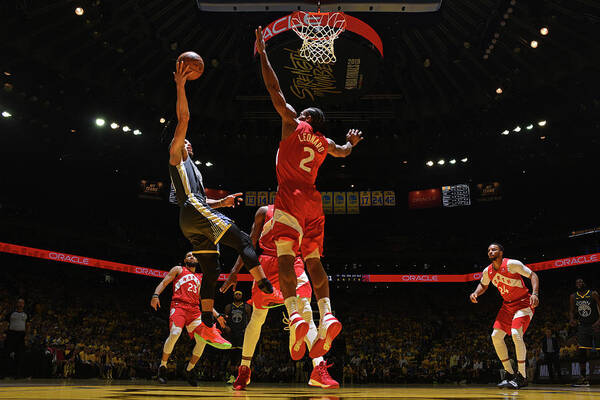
xmin=245 ymin=191 xmax=257 ymax=207
xmin=384 ymin=190 xmax=396 ymax=206
xmin=334 ymin=192 xmax=347 ymax=214
xmin=360 ymin=191 xmax=371 ymax=207
xmin=371 ymin=191 xmax=383 ymax=206
xmin=347 ymin=192 xmax=360 ymax=214
xmin=269 ymin=191 xmax=277 ymax=204
xmin=257 ymin=191 xmax=269 ymax=206
xmin=321 ymin=192 xmax=333 ymax=214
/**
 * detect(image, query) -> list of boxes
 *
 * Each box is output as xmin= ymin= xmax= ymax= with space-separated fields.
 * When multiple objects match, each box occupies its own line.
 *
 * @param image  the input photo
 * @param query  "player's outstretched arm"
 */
xmin=255 ymin=26 xmax=297 ymax=126
xmin=169 ymin=61 xmax=194 ymax=166
xmin=207 ymin=193 xmax=243 ymax=209
xmin=220 ymin=206 xmax=268 ymax=293
xmin=327 ymin=129 xmax=364 ymax=158
xmin=151 ymin=266 xmax=182 ymax=310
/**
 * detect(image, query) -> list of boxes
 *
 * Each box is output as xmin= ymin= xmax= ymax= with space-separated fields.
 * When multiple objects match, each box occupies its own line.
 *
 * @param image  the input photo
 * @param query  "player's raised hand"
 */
xmin=220 ymin=273 xmax=238 ymax=293
xmin=346 ymin=129 xmax=364 ymax=147
xmin=469 ymin=292 xmax=478 ymax=303
xmin=255 ymin=26 xmax=266 ymax=55
xmin=220 ymin=193 xmax=243 ymax=208
xmin=150 ymin=296 xmax=161 ymax=311
xmin=173 ymin=60 xmax=193 ymax=86
xmin=217 ymin=315 xmax=227 ymax=329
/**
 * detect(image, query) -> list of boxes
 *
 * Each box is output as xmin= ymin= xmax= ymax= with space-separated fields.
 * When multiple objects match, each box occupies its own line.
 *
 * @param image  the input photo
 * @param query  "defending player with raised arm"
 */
xmin=470 ymin=243 xmax=539 ymax=389
xmin=150 ymin=252 xmax=226 ymax=386
xmin=168 ymin=60 xmax=274 ymax=348
xmin=254 ymin=26 xmax=363 ymax=361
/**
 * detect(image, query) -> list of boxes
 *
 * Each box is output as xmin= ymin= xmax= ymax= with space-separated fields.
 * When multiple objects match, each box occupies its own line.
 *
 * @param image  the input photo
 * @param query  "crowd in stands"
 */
xmin=0 ymin=255 xmax=598 ymax=385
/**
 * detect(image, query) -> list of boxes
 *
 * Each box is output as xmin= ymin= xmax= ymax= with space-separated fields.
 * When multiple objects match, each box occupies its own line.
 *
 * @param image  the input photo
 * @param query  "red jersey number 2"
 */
xmin=299 ymin=147 xmax=315 ymax=172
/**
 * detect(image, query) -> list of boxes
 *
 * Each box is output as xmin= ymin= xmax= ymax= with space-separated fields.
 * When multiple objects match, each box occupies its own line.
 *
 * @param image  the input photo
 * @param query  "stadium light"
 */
xmin=526 ymin=124 xmax=533 ymax=130
xmin=95 ymin=118 xmax=105 ymax=127
xmin=75 ymin=7 xmax=84 ymax=16
xmin=194 ymin=160 xmax=201 ymax=165
xmin=540 ymin=27 xmax=548 ymax=36
xmin=159 ymin=117 xmax=166 ymax=124
xmin=205 ymin=162 xmax=213 ymax=167
xmin=501 ymin=130 xmax=509 ymax=135
xmin=426 ymin=161 xmax=434 ymax=167
xmin=133 ymin=129 xmax=142 ymax=135
xmin=461 ymin=157 xmax=468 ymax=163
xmin=538 ymin=120 xmax=547 ymax=126
xmin=449 ymin=159 xmax=457 ymax=164
xmin=437 ymin=159 xmax=445 ymax=165
xmin=110 ymin=122 xmax=119 ymax=129
xmin=513 ymin=126 xmax=521 ymax=132
xmin=122 ymin=126 xmax=131 ymax=132
xmin=496 ymin=87 xmax=503 ymax=94
xmin=2 ymin=111 xmax=12 ymax=118
xmin=530 ymin=40 xmax=538 ymax=48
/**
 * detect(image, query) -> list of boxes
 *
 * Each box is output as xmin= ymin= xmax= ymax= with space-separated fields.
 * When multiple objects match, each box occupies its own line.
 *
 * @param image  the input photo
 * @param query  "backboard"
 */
xmin=196 ymin=1 xmax=442 ymax=13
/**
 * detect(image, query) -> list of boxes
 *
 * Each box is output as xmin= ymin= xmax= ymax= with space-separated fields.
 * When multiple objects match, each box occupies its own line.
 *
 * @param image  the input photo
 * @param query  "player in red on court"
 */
xmin=221 ymin=205 xmax=339 ymax=390
xmin=469 ymin=243 xmax=540 ymax=389
xmin=255 ymin=26 xmax=363 ymax=360
xmin=151 ymin=251 xmax=228 ymax=386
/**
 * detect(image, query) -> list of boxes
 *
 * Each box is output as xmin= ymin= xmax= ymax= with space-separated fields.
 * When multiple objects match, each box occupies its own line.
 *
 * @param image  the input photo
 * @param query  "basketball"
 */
xmin=177 ymin=51 xmax=204 ymax=80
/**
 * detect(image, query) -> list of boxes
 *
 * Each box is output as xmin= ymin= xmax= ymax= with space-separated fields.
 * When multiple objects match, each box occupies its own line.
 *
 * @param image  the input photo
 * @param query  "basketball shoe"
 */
xmin=157 ymin=365 xmax=168 ymax=384
xmin=309 ymin=313 xmax=342 ymax=358
xmin=233 ymin=365 xmax=251 ymax=390
xmin=308 ymin=361 xmax=339 ymax=389
xmin=286 ymin=311 xmax=309 ymax=360
xmin=194 ymin=322 xmax=231 ymax=349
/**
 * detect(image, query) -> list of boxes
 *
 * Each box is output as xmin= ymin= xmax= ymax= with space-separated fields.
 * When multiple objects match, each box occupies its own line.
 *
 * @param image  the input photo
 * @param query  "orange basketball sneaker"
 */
xmin=233 ymin=365 xmax=251 ymax=390
xmin=309 ymin=361 xmax=339 ymax=389
xmin=309 ymin=313 xmax=342 ymax=358
xmin=287 ymin=311 xmax=309 ymax=360
xmin=194 ymin=322 xmax=231 ymax=349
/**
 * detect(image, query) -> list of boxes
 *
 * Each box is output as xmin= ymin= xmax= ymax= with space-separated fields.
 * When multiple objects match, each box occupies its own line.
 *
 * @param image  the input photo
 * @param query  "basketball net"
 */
xmin=291 ymin=11 xmax=347 ymax=64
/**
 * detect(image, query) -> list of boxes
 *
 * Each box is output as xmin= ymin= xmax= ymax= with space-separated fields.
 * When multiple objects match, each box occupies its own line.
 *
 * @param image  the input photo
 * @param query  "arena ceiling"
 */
xmin=1 ymin=0 xmax=599 ymax=188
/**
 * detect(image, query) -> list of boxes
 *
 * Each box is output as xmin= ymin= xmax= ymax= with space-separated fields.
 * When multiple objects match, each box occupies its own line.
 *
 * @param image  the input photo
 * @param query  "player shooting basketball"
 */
xmin=254 ymin=26 xmax=363 ymax=360
xmin=168 ymin=60 xmax=274 ymax=349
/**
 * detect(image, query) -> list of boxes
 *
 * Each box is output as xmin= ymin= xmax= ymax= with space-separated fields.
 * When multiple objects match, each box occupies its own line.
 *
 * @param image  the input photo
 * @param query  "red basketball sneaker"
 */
xmin=194 ymin=323 xmax=231 ymax=349
xmin=309 ymin=361 xmax=339 ymax=389
xmin=233 ymin=365 xmax=251 ymax=390
xmin=287 ymin=311 xmax=309 ymax=360
xmin=309 ymin=313 xmax=342 ymax=358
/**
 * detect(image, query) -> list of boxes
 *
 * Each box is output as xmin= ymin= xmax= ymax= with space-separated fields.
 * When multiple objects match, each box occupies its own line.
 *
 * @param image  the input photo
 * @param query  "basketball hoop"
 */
xmin=291 ymin=11 xmax=347 ymax=64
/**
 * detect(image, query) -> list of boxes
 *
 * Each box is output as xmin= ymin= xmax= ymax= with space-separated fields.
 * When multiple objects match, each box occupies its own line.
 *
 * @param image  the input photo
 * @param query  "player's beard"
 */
xmin=185 ymin=260 xmax=199 ymax=270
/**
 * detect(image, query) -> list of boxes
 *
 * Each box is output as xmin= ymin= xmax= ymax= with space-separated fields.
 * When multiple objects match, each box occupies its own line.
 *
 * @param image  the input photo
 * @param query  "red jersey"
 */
xmin=276 ymin=121 xmax=329 ymax=187
xmin=171 ymin=266 xmax=201 ymax=305
xmin=258 ymin=205 xmax=277 ymax=257
xmin=483 ymin=258 xmax=530 ymax=302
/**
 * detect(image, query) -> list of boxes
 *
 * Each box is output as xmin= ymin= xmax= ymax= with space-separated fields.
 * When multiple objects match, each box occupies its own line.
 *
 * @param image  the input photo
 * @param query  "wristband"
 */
xmin=152 ymin=294 xmax=159 ymax=298
xmin=532 ymin=292 xmax=539 ymax=296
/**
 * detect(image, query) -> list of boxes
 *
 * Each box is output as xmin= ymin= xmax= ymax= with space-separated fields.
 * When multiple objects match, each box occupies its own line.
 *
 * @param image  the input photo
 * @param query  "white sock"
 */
xmin=160 ymin=360 xmax=167 ymax=368
xmin=511 ymin=327 xmax=527 ymax=377
xmin=284 ymin=296 xmax=298 ymax=315
xmin=241 ymin=358 xmax=251 ymax=367
xmin=491 ymin=329 xmax=514 ymax=374
xmin=317 ymin=298 xmax=332 ymax=319
xmin=312 ymin=357 xmax=324 ymax=367
xmin=186 ymin=362 xmax=195 ymax=372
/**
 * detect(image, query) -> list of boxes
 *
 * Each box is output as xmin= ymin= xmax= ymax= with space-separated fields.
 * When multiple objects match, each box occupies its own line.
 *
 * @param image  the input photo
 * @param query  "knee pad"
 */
xmin=163 ymin=326 xmax=182 ymax=354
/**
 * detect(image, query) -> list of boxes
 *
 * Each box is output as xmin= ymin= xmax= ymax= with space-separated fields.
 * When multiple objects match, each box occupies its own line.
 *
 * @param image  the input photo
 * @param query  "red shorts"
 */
xmin=493 ymin=295 xmax=534 ymax=334
xmin=169 ymin=302 xmax=202 ymax=338
xmin=273 ymin=186 xmax=325 ymax=259
xmin=251 ymin=254 xmax=312 ymax=309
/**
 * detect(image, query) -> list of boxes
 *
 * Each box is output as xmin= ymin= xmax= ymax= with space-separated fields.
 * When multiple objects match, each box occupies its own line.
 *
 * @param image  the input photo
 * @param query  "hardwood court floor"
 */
xmin=0 ymin=380 xmax=599 ymax=400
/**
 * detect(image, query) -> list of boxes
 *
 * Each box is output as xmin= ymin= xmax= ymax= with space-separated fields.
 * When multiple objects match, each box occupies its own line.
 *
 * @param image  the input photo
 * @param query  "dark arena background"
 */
xmin=1 ymin=1 xmax=600 ymax=399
